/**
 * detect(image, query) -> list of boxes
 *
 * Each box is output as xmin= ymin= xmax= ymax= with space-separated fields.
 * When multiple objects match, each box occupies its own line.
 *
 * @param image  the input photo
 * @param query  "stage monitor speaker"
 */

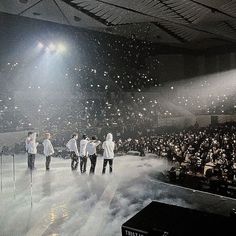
xmin=122 ymin=201 xmax=235 ymax=236
xmin=127 ymin=151 xmax=140 ymax=156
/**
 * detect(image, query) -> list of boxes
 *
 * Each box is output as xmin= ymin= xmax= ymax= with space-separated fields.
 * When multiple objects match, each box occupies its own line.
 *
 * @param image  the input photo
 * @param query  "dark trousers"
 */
xmin=102 ymin=159 xmax=113 ymax=174
xmin=89 ymin=154 xmax=97 ymax=175
xmin=70 ymin=152 xmax=78 ymax=170
xmin=28 ymin=153 xmax=35 ymax=170
xmin=27 ymin=152 xmax=30 ymax=168
xmin=139 ymin=148 xmax=145 ymax=157
xmin=80 ymin=156 xmax=87 ymax=174
xmin=46 ymin=156 xmax=51 ymax=170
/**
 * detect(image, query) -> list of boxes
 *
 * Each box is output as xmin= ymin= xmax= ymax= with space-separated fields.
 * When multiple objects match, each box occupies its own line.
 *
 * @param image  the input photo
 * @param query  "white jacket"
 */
xmin=43 ymin=139 xmax=54 ymax=156
xmin=80 ymin=139 xmax=89 ymax=156
xmin=66 ymin=138 xmax=79 ymax=156
xmin=102 ymin=133 xmax=115 ymax=159
xmin=28 ymin=133 xmax=38 ymax=155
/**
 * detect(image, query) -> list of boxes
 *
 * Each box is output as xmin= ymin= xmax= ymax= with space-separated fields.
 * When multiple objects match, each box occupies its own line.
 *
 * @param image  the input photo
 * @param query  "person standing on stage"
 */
xmin=86 ymin=136 xmax=101 ymax=175
xmin=66 ymin=133 xmax=79 ymax=171
xmin=25 ymin=131 xmax=33 ymax=168
xmin=42 ymin=133 xmax=54 ymax=171
xmin=80 ymin=134 xmax=89 ymax=174
xmin=102 ymin=133 xmax=115 ymax=174
xmin=27 ymin=132 xmax=38 ymax=170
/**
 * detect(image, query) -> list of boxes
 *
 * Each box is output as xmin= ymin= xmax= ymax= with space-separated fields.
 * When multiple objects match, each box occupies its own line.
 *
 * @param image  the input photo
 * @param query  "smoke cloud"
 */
xmin=0 ymin=155 xmax=189 ymax=236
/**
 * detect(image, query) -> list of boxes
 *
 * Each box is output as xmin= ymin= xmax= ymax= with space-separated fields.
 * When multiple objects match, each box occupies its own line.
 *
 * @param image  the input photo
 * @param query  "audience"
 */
xmin=121 ymin=122 xmax=236 ymax=192
xmin=1 ymin=61 xmax=236 ymax=135
xmin=1 ymin=60 xmax=236 ymax=194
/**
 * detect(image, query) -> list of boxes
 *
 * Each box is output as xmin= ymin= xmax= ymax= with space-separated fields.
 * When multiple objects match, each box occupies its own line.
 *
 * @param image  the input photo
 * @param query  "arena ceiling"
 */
xmin=1 ymin=0 xmax=236 ymax=48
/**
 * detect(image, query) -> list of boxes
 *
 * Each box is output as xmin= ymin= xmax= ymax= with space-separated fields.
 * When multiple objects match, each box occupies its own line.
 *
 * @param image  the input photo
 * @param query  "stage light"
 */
xmin=57 ymin=43 xmax=66 ymax=53
xmin=49 ymin=43 xmax=56 ymax=52
xmin=37 ymin=42 xmax=44 ymax=49
xmin=45 ymin=47 xmax=50 ymax=53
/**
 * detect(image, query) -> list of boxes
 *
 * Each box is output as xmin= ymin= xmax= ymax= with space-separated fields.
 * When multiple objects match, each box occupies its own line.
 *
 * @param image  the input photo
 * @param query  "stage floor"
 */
xmin=0 ymin=154 xmax=235 ymax=236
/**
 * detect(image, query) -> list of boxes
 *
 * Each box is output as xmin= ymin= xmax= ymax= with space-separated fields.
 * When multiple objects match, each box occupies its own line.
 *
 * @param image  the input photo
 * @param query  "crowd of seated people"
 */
xmin=0 ymin=93 xmax=31 ymax=132
xmin=1 ymin=89 xmax=236 ymax=135
xmin=173 ymin=93 xmax=236 ymax=115
xmin=168 ymin=79 xmax=236 ymax=115
xmin=0 ymin=89 xmax=174 ymax=134
xmin=118 ymin=122 xmax=236 ymax=194
xmin=1 ymin=59 xmax=236 ymax=134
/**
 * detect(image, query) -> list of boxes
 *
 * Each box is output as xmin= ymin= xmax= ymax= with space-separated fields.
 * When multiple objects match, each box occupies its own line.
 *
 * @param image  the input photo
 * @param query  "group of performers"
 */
xmin=25 ymin=132 xmax=115 ymax=174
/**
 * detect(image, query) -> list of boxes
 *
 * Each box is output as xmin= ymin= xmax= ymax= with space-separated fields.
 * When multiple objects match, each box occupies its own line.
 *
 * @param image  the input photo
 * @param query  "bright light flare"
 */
xmin=49 ymin=43 xmax=56 ymax=52
xmin=36 ymin=41 xmax=67 ymax=54
xmin=45 ymin=47 xmax=50 ymax=53
xmin=37 ymin=42 xmax=44 ymax=49
xmin=57 ymin=43 xmax=66 ymax=53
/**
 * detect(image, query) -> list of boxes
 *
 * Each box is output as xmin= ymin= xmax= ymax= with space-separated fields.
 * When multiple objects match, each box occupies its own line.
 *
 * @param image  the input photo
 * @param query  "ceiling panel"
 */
xmin=0 ymin=0 xmax=235 ymax=48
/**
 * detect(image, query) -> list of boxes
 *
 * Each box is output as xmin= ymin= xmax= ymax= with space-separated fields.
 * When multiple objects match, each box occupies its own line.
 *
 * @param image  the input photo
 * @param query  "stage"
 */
xmin=0 ymin=154 xmax=235 ymax=236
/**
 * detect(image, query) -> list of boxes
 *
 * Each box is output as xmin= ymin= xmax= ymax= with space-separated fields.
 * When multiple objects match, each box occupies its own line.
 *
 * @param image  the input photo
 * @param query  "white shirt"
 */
xmin=28 ymin=133 xmax=38 ymax=155
xmin=80 ymin=139 xmax=89 ymax=156
xmin=86 ymin=141 xmax=101 ymax=155
xmin=66 ymin=138 xmax=79 ymax=156
xmin=43 ymin=139 xmax=54 ymax=156
xmin=25 ymin=137 xmax=31 ymax=152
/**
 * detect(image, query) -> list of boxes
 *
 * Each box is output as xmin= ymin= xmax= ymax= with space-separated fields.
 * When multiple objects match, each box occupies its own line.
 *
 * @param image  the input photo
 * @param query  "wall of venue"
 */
xmin=145 ymin=52 xmax=236 ymax=83
xmin=158 ymin=114 xmax=236 ymax=129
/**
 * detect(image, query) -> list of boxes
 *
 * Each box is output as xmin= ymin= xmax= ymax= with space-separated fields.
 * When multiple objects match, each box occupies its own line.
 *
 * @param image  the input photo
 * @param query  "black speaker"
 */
xmin=122 ymin=201 xmax=236 ymax=236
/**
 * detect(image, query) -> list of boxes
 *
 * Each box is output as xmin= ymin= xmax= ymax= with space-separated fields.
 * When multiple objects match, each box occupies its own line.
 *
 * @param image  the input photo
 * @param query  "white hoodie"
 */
xmin=28 ymin=133 xmax=38 ymax=155
xmin=43 ymin=139 xmax=54 ymax=156
xmin=102 ymin=133 xmax=115 ymax=159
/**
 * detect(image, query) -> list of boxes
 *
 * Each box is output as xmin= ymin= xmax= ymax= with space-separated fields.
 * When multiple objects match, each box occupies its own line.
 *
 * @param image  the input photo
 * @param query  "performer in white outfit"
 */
xmin=80 ymin=134 xmax=89 ymax=174
xmin=27 ymin=132 xmax=38 ymax=170
xmin=25 ymin=131 xmax=33 ymax=168
xmin=102 ymin=133 xmax=115 ymax=174
xmin=66 ymin=133 xmax=79 ymax=171
xmin=86 ymin=136 xmax=101 ymax=175
xmin=42 ymin=133 xmax=54 ymax=170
